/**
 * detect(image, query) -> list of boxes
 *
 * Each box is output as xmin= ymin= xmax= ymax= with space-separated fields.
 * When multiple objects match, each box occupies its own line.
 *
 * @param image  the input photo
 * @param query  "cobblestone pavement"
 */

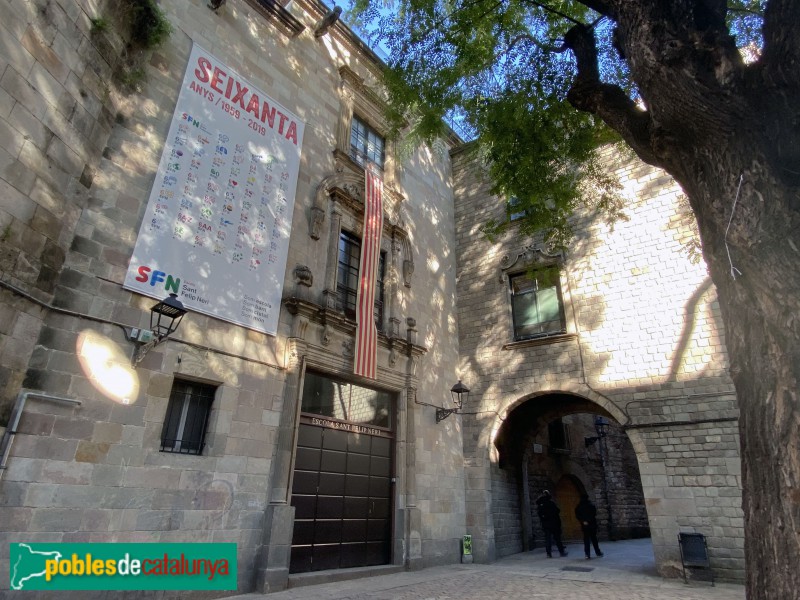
xmin=231 ymin=539 xmax=745 ymax=600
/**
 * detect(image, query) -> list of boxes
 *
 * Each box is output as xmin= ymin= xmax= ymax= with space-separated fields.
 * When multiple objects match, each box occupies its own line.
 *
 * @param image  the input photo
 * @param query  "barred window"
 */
xmin=350 ymin=115 xmax=385 ymax=169
xmin=160 ymin=379 xmax=216 ymax=455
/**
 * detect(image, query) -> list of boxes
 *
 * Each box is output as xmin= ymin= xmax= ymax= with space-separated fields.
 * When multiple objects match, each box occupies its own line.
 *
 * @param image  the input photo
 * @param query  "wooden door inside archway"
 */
xmin=555 ymin=477 xmax=583 ymax=542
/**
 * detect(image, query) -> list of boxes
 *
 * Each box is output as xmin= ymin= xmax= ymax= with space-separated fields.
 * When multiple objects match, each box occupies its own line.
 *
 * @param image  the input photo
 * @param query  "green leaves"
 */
xmin=346 ymin=0 xmax=763 ymax=246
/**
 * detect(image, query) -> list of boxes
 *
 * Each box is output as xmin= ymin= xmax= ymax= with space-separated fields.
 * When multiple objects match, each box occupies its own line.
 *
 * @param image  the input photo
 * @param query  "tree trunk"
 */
xmin=669 ymin=145 xmax=800 ymax=600
xmin=565 ymin=2 xmax=800 ymax=597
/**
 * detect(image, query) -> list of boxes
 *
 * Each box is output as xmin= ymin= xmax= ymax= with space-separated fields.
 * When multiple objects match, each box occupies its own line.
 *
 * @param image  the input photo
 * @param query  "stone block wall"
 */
xmin=490 ymin=462 xmax=523 ymax=557
xmin=0 ymin=0 xmax=113 ymax=423
xmin=0 ymin=0 xmax=466 ymax=592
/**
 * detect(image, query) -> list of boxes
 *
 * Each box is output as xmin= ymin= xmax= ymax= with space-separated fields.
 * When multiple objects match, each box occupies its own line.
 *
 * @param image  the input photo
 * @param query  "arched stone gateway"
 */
xmin=461 ymin=388 xmax=743 ymax=581
xmin=490 ymin=393 xmax=649 ymax=555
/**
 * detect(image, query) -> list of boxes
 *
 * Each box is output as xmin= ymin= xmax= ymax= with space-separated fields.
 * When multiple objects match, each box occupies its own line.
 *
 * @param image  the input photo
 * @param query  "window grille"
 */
xmin=508 ymin=196 xmax=525 ymax=221
xmin=160 ymin=379 xmax=216 ymax=455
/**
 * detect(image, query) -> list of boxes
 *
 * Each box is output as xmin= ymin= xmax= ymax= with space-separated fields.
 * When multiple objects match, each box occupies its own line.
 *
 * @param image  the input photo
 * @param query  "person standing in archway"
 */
xmin=575 ymin=493 xmax=604 ymax=559
xmin=536 ymin=490 xmax=567 ymax=557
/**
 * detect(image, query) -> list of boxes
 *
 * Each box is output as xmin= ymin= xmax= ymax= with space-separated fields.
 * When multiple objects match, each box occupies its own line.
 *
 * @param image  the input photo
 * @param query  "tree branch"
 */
xmin=507 ymin=33 xmax=568 ymax=54
xmin=517 ymin=0 xmax=588 ymax=24
xmin=563 ymin=24 xmax=661 ymax=167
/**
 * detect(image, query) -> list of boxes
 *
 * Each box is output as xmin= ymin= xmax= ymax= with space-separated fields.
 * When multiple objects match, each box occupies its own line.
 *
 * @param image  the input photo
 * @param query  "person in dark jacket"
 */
xmin=536 ymin=490 xmax=567 ymax=557
xmin=575 ymin=494 xmax=604 ymax=559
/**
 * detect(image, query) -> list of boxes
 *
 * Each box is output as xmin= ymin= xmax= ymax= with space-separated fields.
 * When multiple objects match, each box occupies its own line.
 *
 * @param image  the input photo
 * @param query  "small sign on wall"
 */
xmin=462 ymin=534 xmax=473 ymax=563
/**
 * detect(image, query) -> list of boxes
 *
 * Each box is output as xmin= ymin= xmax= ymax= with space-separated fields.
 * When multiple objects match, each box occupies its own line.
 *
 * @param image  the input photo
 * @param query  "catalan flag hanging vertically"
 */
xmin=353 ymin=165 xmax=383 ymax=379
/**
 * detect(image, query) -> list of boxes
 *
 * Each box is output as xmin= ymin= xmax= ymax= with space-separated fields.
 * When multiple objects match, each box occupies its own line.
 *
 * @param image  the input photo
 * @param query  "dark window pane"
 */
xmin=336 ymin=231 xmax=361 ymax=319
xmin=160 ymin=380 xmax=215 ymax=455
xmin=548 ymin=418 xmax=569 ymax=450
xmin=300 ymin=372 xmax=393 ymax=429
xmin=336 ymin=232 xmax=385 ymax=331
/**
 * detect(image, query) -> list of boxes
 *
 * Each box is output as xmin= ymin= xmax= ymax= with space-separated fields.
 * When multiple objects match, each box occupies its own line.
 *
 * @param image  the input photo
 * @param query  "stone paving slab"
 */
xmin=230 ymin=539 xmax=744 ymax=600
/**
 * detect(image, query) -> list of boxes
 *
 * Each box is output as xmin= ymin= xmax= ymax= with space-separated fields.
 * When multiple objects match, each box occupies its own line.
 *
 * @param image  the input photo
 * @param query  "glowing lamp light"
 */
xmin=77 ymin=330 xmax=139 ymax=404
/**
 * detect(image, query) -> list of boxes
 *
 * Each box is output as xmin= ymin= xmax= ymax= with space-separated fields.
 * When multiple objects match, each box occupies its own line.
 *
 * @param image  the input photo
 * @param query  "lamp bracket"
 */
xmin=436 ymin=407 xmax=460 ymax=423
xmin=132 ymin=339 xmax=156 ymax=366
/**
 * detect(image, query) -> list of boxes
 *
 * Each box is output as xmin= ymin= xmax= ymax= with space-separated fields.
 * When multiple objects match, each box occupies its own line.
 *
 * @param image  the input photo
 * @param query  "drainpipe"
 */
xmin=0 ymin=390 xmax=82 ymax=480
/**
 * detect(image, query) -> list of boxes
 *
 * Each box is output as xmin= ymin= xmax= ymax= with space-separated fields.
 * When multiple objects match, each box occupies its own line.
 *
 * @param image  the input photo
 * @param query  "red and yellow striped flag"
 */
xmin=353 ymin=165 xmax=383 ymax=379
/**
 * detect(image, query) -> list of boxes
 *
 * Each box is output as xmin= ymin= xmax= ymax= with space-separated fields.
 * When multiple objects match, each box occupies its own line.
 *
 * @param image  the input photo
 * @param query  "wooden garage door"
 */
xmin=290 ymin=423 xmax=393 ymax=573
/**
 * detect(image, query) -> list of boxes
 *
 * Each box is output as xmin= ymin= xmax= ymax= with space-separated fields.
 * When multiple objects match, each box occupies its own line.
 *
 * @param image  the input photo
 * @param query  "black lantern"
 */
xmin=149 ymin=293 xmax=187 ymax=340
xmin=132 ymin=294 xmax=187 ymax=365
xmin=437 ymin=380 xmax=470 ymax=423
xmin=585 ymin=416 xmax=609 ymax=447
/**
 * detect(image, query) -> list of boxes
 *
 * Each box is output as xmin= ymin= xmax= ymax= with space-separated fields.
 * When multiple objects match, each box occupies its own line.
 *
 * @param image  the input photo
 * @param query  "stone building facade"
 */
xmin=452 ymin=145 xmax=744 ymax=580
xmin=0 ymin=0 xmax=744 ymax=594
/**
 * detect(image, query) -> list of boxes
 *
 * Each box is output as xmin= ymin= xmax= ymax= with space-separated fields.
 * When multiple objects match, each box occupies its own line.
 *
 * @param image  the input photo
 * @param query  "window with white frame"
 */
xmin=509 ymin=266 xmax=566 ymax=340
xmin=160 ymin=379 xmax=216 ymax=455
xmin=350 ymin=114 xmax=385 ymax=169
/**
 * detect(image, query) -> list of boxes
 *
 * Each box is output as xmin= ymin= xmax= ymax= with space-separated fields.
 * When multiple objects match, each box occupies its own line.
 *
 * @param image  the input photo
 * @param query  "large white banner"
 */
xmin=124 ymin=44 xmax=304 ymax=336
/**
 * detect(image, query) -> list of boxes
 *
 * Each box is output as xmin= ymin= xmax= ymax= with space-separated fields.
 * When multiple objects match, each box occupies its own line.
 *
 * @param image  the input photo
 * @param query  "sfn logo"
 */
xmin=135 ymin=266 xmax=181 ymax=293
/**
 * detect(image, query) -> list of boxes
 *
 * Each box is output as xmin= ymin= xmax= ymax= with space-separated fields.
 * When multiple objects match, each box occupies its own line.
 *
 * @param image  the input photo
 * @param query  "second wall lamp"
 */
xmin=437 ymin=380 xmax=470 ymax=423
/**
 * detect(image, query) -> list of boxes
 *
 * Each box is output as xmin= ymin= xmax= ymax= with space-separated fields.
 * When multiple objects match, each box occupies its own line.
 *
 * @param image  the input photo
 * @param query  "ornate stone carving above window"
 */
xmin=499 ymin=244 xmax=572 ymax=345
xmin=310 ymin=166 xmax=407 ymax=235
xmin=310 ymin=165 xmax=414 ymax=341
xmin=334 ymin=66 xmax=396 ymax=184
xmin=498 ymin=244 xmax=565 ymax=282
xmin=286 ymin=64 xmax=422 ymax=371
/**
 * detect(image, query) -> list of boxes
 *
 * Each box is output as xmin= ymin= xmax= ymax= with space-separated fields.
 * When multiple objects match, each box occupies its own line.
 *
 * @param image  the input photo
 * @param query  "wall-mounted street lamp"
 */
xmin=437 ymin=380 xmax=469 ymax=423
xmin=584 ymin=416 xmax=608 ymax=447
xmin=130 ymin=293 xmax=187 ymax=366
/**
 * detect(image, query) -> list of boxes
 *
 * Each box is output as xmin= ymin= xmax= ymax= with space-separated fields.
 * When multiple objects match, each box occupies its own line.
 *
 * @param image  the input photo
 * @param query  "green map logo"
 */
xmin=9 ymin=543 xmax=237 ymax=590
xmin=10 ymin=543 xmax=63 ymax=590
